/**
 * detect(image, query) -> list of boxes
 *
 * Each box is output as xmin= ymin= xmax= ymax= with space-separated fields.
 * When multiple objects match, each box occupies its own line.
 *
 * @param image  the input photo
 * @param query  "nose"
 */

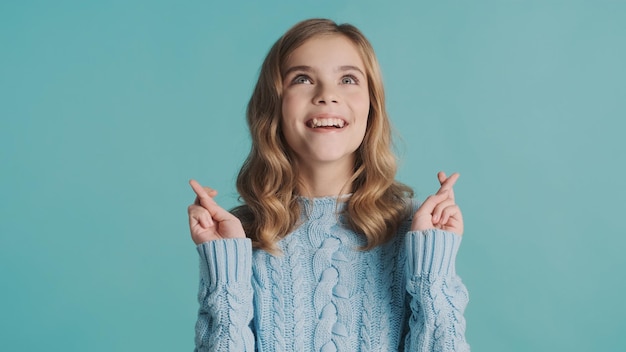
xmin=313 ymin=83 xmax=339 ymax=105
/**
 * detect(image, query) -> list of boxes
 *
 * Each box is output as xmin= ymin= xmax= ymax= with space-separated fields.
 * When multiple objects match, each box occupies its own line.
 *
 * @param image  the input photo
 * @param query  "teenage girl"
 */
xmin=188 ymin=18 xmax=470 ymax=352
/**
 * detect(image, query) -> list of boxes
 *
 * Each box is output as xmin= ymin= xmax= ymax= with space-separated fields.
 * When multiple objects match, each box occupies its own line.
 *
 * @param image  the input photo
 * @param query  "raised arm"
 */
xmin=188 ymin=180 xmax=255 ymax=351
xmin=404 ymin=172 xmax=470 ymax=351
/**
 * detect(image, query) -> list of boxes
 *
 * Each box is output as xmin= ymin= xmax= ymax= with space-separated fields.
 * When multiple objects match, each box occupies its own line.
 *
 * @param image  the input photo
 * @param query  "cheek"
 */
xmin=356 ymin=95 xmax=370 ymax=121
xmin=281 ymin=93 xmax=299 ymax=121
xmin=279 ymin=104 xmax=298 ymax=147
xmin=281 ymin=101 xmax=295 ymax=131
xmin=281 ymin=96 xmax=290 ymax=118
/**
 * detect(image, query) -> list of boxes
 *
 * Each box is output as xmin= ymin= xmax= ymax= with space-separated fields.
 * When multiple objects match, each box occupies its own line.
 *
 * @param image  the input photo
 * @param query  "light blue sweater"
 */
xmin=194 ymin=197 xmax=470 ymax=351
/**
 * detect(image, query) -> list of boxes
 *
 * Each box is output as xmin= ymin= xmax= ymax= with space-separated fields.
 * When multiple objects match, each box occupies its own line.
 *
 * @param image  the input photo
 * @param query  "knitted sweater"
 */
xmin=194 ymin=197 xmax=470 ymax=351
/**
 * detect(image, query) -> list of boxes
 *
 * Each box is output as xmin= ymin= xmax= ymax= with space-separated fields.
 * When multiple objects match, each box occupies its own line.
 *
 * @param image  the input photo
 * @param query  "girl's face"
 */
xmin=281 ymin=34 xmax=370 ymax=172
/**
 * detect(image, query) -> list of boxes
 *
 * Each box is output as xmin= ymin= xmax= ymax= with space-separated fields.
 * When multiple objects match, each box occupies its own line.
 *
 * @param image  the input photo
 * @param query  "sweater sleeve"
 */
xmin=194 ymin=238 xmax=255 ymax=352
xmin=403 ymin=229 xmax=470 ymax=352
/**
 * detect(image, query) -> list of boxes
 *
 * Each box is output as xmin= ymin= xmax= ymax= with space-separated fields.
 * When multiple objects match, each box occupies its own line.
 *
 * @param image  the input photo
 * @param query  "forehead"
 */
xmin=283 ymin=34 xmax=366 ymax=72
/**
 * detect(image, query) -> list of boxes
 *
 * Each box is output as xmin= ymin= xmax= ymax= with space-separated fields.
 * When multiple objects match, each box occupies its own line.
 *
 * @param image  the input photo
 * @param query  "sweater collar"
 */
xmin=298 ymin=194 xmax=351 ymax=220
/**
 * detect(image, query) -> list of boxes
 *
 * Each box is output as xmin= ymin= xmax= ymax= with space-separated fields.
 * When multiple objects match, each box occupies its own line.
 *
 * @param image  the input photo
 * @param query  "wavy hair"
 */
xmin=233 ymin=18 xmax=414 ymax=253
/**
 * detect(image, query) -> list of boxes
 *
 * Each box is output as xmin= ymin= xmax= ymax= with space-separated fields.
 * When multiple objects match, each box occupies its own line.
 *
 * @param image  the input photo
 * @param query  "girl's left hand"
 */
xmin=411 ymin=171 xmax=464 ymax=235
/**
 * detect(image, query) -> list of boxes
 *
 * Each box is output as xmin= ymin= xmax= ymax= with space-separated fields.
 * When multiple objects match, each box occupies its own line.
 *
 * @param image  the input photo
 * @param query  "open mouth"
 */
xmin=306 ymin=118 xmax=347 ymax=129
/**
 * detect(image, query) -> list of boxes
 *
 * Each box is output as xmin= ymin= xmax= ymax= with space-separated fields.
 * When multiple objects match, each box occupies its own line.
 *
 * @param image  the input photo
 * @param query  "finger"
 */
xmin=432 ymin=199 xmax=456 ymax=223
xmin=203 ymin=187 xmax=218 ymax=197
xmin=188 ymin=185 xmax=234 ymax=224
xmin=436 ymin=172 xmax=459 ymax=200
xmin=443 ymin=217 xmax=463 ymax=236
xmin=417 ymin=190 xmax=449 ymax=215
xmin=189 ymin=179 xmax=219 ymax=208
xmin=436 ymin=172 xmax=459 ymax=193
xmin=438 ymin=204 xmax=461 ymax=226
xmin=437 ymin=172 xmax=454 ymax=201
xmin=192 ymin=212 xmax=212 ymax=229
xmin=194 ymin=187 xmax=218 ymax=206
xmin=188 ymin=205 xmax=213 ymax=228
xmin=189 ymin=179 xmax=208 ymax=198
xmin=205 ymin=201 xmax=236 ymax=224
xmin=438 ymin=171 xmax=447 ymax=185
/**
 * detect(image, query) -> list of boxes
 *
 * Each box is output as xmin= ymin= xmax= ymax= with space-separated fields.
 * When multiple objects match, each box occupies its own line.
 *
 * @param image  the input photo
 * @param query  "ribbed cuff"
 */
xmin=406 ymin=229 xmax=462 ymax=278
xmin=197 ymin=238 xmax=252 ymax=287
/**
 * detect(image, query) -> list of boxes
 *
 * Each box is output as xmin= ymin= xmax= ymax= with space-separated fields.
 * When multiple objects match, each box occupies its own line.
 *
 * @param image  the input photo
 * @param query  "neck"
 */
xmin=297 ymin=161 xmax=354 ymax=198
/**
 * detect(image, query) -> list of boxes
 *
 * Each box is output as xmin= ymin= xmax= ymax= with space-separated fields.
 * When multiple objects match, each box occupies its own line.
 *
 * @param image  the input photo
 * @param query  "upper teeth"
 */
xmin=310 ymin=118 xmax=345 ymax=128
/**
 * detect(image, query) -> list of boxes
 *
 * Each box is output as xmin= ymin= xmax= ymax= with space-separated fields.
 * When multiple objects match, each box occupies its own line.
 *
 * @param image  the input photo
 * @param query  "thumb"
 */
xmin=418 ymin=190 xmax=449 ymax=214
xmin=206 ymin=202 xmax=232 ymax=223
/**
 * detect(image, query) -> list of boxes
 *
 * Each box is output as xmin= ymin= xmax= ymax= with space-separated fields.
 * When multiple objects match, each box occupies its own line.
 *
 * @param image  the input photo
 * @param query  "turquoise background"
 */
xmin=2 ymin=0 xmax=624 ymax=351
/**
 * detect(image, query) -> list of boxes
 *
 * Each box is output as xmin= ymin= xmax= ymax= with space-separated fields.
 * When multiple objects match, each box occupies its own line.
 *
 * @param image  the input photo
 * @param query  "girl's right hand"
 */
xmin=187 ymin=179 xmax=246 ymax=245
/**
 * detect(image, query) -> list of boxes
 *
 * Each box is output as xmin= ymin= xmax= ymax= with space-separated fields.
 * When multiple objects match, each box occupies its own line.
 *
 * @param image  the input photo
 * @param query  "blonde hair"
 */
xmin=233 ymin=18 xmax=413 ymax=253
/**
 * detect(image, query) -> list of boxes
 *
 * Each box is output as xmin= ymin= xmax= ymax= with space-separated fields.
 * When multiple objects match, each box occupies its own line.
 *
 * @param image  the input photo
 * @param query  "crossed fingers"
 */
xmin=436 ymin=171 xmax=458 ymax=200
xmin=431 ymin=172 xmax=463 ymax=234
xmin=190 ymin=179 xmax=218 ymax=207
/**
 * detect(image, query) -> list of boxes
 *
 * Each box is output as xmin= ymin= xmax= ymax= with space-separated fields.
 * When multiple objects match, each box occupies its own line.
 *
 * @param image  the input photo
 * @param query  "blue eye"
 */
xmin=292 ymin=75 xmax=312 ymax=84
xmin=341 ymin=75 xmax=358 ymax=84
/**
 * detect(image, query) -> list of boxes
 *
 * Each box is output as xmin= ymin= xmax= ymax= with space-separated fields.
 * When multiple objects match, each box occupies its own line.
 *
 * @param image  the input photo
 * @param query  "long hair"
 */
xmin=233 ymin=18 xmax=414 ymax=253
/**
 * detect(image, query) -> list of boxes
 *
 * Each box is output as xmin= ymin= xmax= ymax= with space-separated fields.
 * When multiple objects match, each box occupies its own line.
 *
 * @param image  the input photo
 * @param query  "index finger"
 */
xmin=189 ymin=179 xmax=218 ymax=208
xmin=436 ymin=172 xmax=459 ymax=196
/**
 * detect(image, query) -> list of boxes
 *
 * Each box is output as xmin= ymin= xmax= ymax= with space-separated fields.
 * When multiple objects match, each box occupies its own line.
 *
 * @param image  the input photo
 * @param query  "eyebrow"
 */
xmin=283 ymin=65 xmax=366 ymax=77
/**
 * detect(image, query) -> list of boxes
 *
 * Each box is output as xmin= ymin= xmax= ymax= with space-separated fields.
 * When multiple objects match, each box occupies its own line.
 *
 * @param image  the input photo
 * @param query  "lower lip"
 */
xmin=308 ymin=126 xmax=346 ymax=133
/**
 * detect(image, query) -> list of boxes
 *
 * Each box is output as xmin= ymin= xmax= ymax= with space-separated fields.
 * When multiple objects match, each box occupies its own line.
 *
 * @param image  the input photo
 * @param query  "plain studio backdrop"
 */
xmin=1 ymin=1 xmax=624 ymax=351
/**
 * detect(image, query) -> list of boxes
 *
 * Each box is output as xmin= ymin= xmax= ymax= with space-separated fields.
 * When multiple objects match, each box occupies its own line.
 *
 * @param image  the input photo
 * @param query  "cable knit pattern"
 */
xmin=194 ymin=198 xmax=470 ymax=351
xmin=405 ymin=229 xmax=470 ymax=352
xmin=285 ymin=234 xmax=306 ymax=352
xmin=195 ymin=239 xmax=254 ymax=351
xmin=269 ymin=253 xmax=287 ymax=351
